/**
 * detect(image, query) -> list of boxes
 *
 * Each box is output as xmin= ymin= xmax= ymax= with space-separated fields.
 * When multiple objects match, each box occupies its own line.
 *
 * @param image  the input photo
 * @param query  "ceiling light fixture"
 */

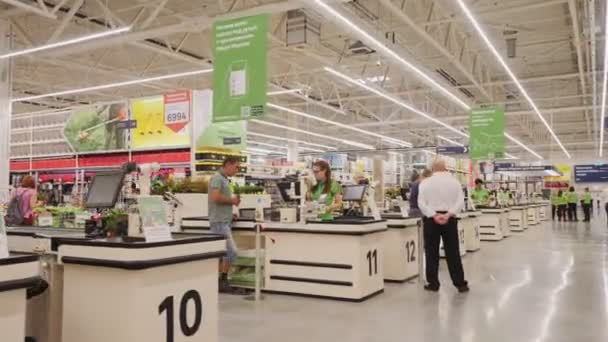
xmin=245 ymin=147 xmax=286 ymax=155
xmin=325 ymin=67 xmax=468 ymax=138
xmin=311 ymin=0 xmax=470 ymax=110
xmin=268 ymin=102 xmax=412 ymax=147
xmin=504 ymin=153 xmax=518 ymax=160
xmin=600 ymin=1 xmax=608 ymax=157
xmin=455 ymin=0 xmax=570 ymax=159
xmin=248 ymin=132 xmax=337 ymax=150
xmin=0 ymin=26 xmax=131 ymax=59
xmin=248 ymin=140 xmax=325 ymax=153
xmin=326 ymin=65 xmax=543 ymax=159
xmin=504 ymin=132 xmax=543 ymax=160
xmin=12 ymin=69 xmax=213 ymax=102
xmin=251 ymin=119 xmax=375 ymax=150
xmin=437 ymin=135 xmax=464 ymax=147
xmin=268 ymin=89 xmax=302 ymax=96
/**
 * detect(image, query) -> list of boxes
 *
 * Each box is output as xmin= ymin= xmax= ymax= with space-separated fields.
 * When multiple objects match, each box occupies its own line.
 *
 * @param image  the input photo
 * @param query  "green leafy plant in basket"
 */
xmin=102 ymin=208 xmax=128 ymax=236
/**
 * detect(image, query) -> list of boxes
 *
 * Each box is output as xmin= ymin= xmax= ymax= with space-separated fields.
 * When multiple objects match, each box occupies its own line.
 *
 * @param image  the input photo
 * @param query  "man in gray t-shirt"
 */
xmin=208 ymin=156 xmax=241 ymax=293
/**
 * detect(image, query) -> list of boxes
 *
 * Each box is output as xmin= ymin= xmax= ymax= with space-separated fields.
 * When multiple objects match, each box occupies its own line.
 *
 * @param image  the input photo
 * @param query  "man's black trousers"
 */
xmin=423 ymin=216 xmax=467 ymax=288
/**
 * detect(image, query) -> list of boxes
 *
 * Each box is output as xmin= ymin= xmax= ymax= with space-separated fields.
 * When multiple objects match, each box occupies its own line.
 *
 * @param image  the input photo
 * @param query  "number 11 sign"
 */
xmin=164 ymin=91 xmax=191 ymax=133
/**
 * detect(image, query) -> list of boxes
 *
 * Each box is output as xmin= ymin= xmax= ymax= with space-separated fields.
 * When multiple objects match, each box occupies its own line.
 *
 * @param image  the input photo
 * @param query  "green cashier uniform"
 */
xmin=557 ymin=194 xmax=569 ymax=206
xmin=551 ymin=193 xmax=560 ymax=206
xmin=470 ymin=188 xmax=490 ymax=206
xmin=567 ymin=191 xmax=579 ymax=204
xmin=583 ymin=192 xmax=592 ymax=205
xmin=311 ymin=180 xmax=342 ymax=206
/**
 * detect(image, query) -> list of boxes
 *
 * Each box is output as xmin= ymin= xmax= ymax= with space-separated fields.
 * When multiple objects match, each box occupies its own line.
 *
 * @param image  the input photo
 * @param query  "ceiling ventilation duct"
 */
xmin=504 ymin=30 xmax=518 ymax=58
xmin=436 ymin=68 xmax=475 ymax=99
xmin=286 ymin=10 xmax=321 ymax=48
xmin=348 ymin=40 xmax=376 ymax=55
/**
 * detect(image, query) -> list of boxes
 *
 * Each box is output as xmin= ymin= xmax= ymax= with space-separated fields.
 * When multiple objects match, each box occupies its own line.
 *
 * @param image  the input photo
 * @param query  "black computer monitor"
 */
xmin=85 ymin=170 xmax=125 ymax=208
xmin=277 ymin=181 xmax=301 ymax=202
xmin=342 ymin=184 xmax=367 ymax=202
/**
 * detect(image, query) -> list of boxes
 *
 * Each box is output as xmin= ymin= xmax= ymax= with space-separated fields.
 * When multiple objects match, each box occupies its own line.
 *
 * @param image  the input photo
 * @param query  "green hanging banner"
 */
xmin=212 ymin=14 xmax=268 ymax=122
xmin=469 ymin=106 xmax=505 ymax=160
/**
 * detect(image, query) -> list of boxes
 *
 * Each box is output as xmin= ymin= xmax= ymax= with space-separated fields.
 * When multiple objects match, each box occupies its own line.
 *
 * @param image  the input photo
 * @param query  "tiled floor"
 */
xmin=219 ymin=212 xmax=608 ymax=342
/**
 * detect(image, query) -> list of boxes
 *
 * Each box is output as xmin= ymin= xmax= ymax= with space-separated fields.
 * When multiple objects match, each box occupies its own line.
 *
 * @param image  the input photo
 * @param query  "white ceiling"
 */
xmin=2 ymin=0 xmax=605 ymax=161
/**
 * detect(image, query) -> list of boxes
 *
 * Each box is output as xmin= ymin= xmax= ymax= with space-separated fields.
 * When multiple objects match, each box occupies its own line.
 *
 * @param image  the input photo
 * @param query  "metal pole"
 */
xmin=417 ymin=219 xmax=423 ymax=285
xmin=254 ymin=223 xmax=262 ymax=301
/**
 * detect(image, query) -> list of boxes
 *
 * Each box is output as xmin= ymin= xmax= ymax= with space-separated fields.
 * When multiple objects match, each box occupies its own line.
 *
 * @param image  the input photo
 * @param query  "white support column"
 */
xmin=287 ymin=141 xmax=298 ymax=162
xmin=0 ymin=19 xmax=12 ymax=202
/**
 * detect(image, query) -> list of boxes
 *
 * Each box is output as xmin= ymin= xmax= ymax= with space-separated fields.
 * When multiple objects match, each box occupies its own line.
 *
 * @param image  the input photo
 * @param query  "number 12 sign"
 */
xmin=164 ymin=91 xmax=191 ymax=133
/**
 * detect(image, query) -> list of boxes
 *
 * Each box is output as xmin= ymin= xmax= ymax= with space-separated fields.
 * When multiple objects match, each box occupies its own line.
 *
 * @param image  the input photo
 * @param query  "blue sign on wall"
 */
xmin=436 ymin=146 xmax=468 ymax=155
xmin=574 ymin=164 xmax=608 ymax=183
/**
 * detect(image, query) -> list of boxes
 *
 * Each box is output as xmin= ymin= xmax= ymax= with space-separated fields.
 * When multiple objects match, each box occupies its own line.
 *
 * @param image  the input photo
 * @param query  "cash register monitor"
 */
xmin=342 ymin=184 xmax=367 ymax=202
xmin=85 ymin=170 xmax=125 ymax=208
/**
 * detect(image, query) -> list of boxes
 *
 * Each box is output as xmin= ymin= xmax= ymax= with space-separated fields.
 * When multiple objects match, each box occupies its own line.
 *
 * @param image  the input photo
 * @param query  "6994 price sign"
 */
xmin=164 ymin=91 xmax=191 ymax=133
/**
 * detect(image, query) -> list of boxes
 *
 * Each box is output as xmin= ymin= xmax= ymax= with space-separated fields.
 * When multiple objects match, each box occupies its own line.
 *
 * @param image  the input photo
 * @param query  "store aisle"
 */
xmin=219 ymin=218 xmax=608 ymax=342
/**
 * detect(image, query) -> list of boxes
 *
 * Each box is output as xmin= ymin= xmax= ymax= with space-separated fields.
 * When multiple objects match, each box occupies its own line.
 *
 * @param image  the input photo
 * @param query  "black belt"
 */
xmin=436 ymin=211 xmax=448 ymax=214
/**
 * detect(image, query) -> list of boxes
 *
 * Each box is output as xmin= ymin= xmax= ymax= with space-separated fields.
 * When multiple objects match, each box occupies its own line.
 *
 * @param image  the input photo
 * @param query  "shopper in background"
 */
xmin=408 ymin=169 xmax=432 ymax=217
xmin=567 ymin=186 xmax=579 ymax=222
xmin=470 ymin=178 xmax=489 ymax=207
xmin=307 ymin=160 xmax=343 ymax=213
xmin=419 ymin=159 xmax=469 ymax=293
xmin=498 ymin=185 xmax=510 ymax=207
xmin=550 ymin=190 xmax=559 ymax=221
xmin=209 ymin=157 xmax=241 ymax=293
xmin=582 ymin=188 xmax=592 ymax=222
xmin=557 ymin=190 xmax=568 ymax=222
xmin=5 ymin=175 xmax=40 ymax=226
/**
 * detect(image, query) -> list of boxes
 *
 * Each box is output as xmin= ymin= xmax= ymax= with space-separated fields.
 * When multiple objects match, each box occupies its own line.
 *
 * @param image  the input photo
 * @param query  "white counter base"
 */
xmin=383 ymin=218 xmax=420 ymax=282
xmin=509 ymin=207 xmax=528 ymax=232
xmin=0 ymin=255 xmax=40 ymax=342
xmin=463 ymin=212 xmax=481 ymax=252
xmin=479 ymin=210 xmax=506 ymax=241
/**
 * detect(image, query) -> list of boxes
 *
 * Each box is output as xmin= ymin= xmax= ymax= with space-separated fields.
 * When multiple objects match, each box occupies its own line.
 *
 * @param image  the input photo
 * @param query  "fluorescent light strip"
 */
xmin=455 ymin=0 xmax=570 ymax=159
xmin=245 ymin=147 xmax=286 ymax=155
xmin=249 ymin=140 xmax=325 ymax=153
xmin=326 ymin=67 xmax=543 ymax=159
xmin=268 ymin=89 xmax=302 ymax=96
xmin=251 ymin=119 xmax=375 ymax=150
xmin=437 ymin=135 xmax=464 ymax=147
xmin=600 ymin=2 xmax=608 ymax=157
xmin=268 ymin=102 xmax=412 ymax=147
xmin=325 ymin=67 xmax=467 ymax=138
xmin=248 ymin=132 xmax=337 ymax=150
xmin=504 ymin=132 xmax=543 ymax=160
xmin=312 ymin=0 xmax=470 ymax=110
xmin=504 ymin=153 xmax=519 ymax=160
xmin=1 ymin=26 xmax=131 ymax=59
xmin=12 ymin=69 xmax=213 ymax=102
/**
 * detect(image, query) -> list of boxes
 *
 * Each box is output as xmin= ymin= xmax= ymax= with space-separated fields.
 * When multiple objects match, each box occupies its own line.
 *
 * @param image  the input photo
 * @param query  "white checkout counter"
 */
xmin=0 ymin=254 xmax=40 ymax=342
xmin=509 ymin=206 xmax=528 ymax=231
xmin=478 ymin=208 xmax=509 ymax=241
xmin=182 ymin=217 xmax=387 ymax=302
xmin=527 ymin=204 xmax=541 ymax=226
xmin=381 ymin=214 xmax=421 ymax=283
xmin=7 ymin=227 xmax=226 ymax=342
xmin=463 ymin=211 xmax=481 ymax=252
xmin=539 ymin=202 xmax=550 ymax=221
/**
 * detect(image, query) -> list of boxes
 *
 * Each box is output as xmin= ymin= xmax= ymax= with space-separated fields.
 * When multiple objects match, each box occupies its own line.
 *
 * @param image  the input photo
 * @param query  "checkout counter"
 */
xmin=0 ymin=254 xmax=39 ymax=342
xmin=5 ymin=168 xmax=227 ymax=342
xmin=508 ymin=206 xmax=528 ymax=231
xmin=463 ymin=211 xmax=481 ymax=252
xmin=380 ymin=214 xmax=420 ymax=283
xmin=478 ymin=208 xmax=508 ymax=241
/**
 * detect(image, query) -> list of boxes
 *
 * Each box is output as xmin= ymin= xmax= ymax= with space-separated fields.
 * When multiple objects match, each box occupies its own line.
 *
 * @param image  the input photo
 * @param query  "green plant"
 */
xmin=233 ymin=184 xmax=264 ymax=195
xmin=102 ymin=208 xmax=128 ymax=233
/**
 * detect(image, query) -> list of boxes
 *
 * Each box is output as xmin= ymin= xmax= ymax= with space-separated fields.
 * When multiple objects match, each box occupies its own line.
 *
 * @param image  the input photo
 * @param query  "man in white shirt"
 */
xmin=418 ymin=159 xmax=469 ymax=293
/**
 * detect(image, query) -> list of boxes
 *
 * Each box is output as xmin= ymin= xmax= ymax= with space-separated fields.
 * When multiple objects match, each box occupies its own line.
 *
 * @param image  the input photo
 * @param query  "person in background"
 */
xmin=209 ymin=157 xmax=241 ymax=293
xmin=498 ymin=185 xmax=510 ymax=207
xmin=470 ymin=178 xmax=490 ymax=207
xmin=418 ymin=159 xmax=469 ymax=293
xmin=557 ymin=190 xmax=568 ymax=222
xmin=550 ymin=190 xmax=559 ymax=221
xmin=567 ymin=186 xmax=579 ymax=222
xmin=307 ymin=160 xmax=343 ymax=213
xmin=6 ymin=175 xmax=40 ymax=226
xmin=408 ymin=169 xmax=432 ymax=217
xmin=582 ymin=188 xmax=592 ymax=222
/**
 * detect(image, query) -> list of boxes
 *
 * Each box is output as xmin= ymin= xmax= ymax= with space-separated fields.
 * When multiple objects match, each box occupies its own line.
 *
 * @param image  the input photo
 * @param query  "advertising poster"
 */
xmin=545 ymin=164 xmax=571 ymax=186
xmin=131 ymin=93 xmax=191 ymax=149
xmin=212 ymin=14 xmax=268 ymax=122
xmin=63 ymin=102 xmax=129 ymax=152
xmin=469 ymin=106 xmax=505 ymax=160
xmin=196 ymin=121 xmax=247 ymax=151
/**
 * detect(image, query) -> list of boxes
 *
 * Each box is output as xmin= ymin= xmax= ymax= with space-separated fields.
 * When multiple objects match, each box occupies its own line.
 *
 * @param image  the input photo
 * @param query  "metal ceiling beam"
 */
xmin=377 ymin=0 xmax=492 ymax=102
xmin=567 ymin=0 xmax=592 ymax=140
xmin=0 ymin=0 xmax=56 ymax=19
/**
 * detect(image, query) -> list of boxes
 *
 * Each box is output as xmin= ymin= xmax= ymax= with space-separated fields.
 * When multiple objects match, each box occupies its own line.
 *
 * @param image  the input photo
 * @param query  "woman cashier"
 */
xmin=307 ymin=160 xmax=343 ymax=212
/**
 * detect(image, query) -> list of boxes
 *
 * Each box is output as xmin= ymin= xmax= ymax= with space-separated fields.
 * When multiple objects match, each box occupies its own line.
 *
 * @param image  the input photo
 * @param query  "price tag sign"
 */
xmin=143 ymin=226 xmax=172 ymax=243
xmin=38 ymin=215 xmax=53 ymax=227
xmin=75 ymin=213 xmax=91 ymax=227
xmin=164 ymin=91 xmax=191 ymax=133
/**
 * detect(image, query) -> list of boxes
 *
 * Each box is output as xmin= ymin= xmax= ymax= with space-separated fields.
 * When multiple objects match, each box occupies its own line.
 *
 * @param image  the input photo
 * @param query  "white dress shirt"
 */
xmin=418 ymin=171 xmax=465 ymax=218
